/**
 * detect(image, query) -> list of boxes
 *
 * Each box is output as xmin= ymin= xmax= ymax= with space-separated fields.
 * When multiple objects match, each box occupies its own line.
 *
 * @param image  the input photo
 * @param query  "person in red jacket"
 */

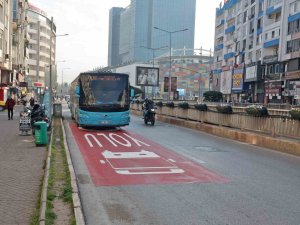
xmin=5 ymin=96 xmax=16 ymax=120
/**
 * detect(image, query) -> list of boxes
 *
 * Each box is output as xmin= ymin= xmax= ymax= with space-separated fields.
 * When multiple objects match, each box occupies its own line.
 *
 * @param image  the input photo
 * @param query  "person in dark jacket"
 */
xmin=30 ymin=97 xmax=35 ymax=107
xmin=5 ymin=96 xmax=16 ymax=120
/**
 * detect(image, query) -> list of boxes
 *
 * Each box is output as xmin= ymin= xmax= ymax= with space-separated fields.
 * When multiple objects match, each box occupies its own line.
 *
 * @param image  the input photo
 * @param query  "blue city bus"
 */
xmin=69 ymin=72 xmax=130 ymax=127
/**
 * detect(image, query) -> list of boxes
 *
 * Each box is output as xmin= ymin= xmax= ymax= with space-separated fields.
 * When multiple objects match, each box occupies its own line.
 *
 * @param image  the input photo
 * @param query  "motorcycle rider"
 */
xmin=142 ymin=98 xmax=154 ymax=118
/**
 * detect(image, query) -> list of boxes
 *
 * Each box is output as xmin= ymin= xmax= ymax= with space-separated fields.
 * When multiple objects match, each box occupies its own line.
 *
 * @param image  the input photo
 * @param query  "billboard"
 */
xmin=220 ymin=71 xmax=232 ymax=94
xmin=164 ymin=77 xmax=177 ymax=92
xmin=232 ymin=68 xmax=244 ymax=93
xmin=245 ymin=65 xmax=257 ymax=81
xmin=136 ymin=67 xmax=159 ymax=86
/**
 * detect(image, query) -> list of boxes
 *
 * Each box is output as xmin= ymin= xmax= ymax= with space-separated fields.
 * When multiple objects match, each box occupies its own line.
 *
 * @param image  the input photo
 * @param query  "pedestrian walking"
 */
xmin=5 ymin=96 xmax=16 ymax=120
xmin=30 ymin=97 xmax=35 ymax=107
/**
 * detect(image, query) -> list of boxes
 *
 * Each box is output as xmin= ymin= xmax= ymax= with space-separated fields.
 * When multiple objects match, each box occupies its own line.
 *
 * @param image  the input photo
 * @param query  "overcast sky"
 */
xmin=30 ymin=0 xmax=220 ymax=83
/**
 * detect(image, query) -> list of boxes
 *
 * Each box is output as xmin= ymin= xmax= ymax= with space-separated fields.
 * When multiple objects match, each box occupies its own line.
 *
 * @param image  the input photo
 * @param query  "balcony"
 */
xmin=28 ymin=48 xmax=37 ymax=54
xmin=263 ymin=38 xmax=279 ymax=48
xmin=225 ymin=25 xmax=235 ymax=34
xmin=291 ymin=32 xmax=300 ymax=40
xmin=214 ymin=43 xmax=224 ymax=51
xmin=288 ymin=12 xmax=300 ymax=23
xmin=226 ymin=14 xmax=235 ymax=22
xmin=224 ymin=52 xmax=235 ymax=59
xmin=216 ymin=31 xmax=224 ymax=39
xmin=266 ymin=6 xmax=281 ymax=16
xmin=263 ymin=55 xmax=278 ymax=63
xmin=28 ymin=59 xmax=37 ymax=65
xmin=216 ymin=19 xmax=225 ymax=27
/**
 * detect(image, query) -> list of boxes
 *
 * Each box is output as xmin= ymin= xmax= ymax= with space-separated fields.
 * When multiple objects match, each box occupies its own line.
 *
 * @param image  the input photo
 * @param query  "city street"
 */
xmin=62 ymin=104 xmax=300 ymax=225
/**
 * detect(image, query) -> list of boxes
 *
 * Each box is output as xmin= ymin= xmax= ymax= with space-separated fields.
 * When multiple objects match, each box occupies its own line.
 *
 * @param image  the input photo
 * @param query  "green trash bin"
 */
xmin=34 ymin=121 xmax=48 ymax=146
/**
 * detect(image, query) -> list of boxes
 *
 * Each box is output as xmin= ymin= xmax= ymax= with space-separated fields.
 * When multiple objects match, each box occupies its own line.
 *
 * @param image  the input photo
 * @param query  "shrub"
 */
xmin=216 ymin=105 xmax=233 ymax=114
xmin=166 ymin=101 xmax=174 ymax=108
xmin=178 ymin=102 xmax=189 ymax=109
xmin=245 ymin=105 xmax=268 ymax=117
xmin=203 ymin=91 xmax=223 ymax=102
xmin=156 ymin=101 xmax=163 ymax=107
xmin=290 ymin=108 xmax=300 ymax=120
xmin=194 ymin=103 xmax=208 ymax=111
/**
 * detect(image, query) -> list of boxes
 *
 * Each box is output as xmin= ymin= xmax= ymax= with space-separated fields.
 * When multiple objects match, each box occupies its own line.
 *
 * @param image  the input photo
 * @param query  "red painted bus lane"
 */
xmin=69 ymin=123 xmax=228 ymax=186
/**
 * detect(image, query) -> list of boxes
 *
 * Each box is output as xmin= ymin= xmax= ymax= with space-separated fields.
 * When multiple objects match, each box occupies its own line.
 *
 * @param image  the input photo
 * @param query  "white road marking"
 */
xmin=116 ymin=168 xmax=184 ymax=175
xmin=168 ymin=159 xmax=176 ymax=163
xmin=100 ymin=160 xmax=106 ymax=164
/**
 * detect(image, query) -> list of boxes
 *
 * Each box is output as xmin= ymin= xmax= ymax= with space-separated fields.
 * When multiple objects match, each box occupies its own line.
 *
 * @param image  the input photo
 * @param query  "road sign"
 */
xmin=69 ymin=123 xmax=228 ymax=186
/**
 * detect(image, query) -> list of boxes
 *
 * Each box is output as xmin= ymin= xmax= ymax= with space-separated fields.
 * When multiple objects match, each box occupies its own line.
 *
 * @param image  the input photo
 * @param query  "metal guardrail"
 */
xmin=131 ymin=103 xmax=300 ymax=140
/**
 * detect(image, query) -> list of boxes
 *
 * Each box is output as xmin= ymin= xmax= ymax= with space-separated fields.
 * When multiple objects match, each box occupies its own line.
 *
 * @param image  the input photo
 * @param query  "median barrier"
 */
xmin=130 ymin=104 xmax=300 ymax=157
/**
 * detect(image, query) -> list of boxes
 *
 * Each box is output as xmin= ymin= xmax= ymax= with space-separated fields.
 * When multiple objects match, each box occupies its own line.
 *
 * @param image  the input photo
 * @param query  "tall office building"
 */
xmin=108 ymin=0 xmax=196 ymax=66
xmin=213 ymin=0 xmax=300 ymax=104
xmin=108 ymin=7 xmax=123 ymax=67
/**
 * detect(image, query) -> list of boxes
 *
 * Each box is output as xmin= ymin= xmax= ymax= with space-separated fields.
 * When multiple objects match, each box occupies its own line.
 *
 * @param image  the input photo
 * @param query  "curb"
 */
xmin=39 ymin=124 xmax=53 ymax=225
xmin=60 ymin=119 xmax=86 ymax=225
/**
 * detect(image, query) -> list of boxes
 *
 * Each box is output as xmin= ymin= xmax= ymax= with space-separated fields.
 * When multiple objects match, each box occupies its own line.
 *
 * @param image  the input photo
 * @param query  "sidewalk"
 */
xmin=0 ymin=106 xmax=47 ymax=225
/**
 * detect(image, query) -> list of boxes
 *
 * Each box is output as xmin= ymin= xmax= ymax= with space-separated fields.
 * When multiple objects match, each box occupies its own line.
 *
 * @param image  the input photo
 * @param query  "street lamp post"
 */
xmin=140 ymin=45 xmax=168 ymax=98
xmin=61 ymin=68 xmax=71 ymax=95
xmin=140 ymin=45 xmax=168 ymax=67
xmin=49 ymin=33 xmax=68 ymax=99
xmin=154 ymin=27 xmax=188 ymax=100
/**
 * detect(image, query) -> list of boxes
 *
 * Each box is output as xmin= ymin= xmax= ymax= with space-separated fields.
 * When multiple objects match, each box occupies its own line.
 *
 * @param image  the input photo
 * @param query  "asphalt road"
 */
xmin=62 ymin=104 xmax=300 ymax=225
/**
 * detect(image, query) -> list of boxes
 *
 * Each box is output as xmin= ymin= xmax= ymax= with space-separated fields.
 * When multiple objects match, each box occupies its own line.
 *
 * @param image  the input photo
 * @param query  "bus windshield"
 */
xmin=79 ymin=74 xmax=129 ymax=110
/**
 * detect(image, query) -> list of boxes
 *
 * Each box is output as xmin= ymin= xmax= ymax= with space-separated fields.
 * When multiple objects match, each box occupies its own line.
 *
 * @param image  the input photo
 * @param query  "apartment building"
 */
xmin=281 ymin=0 xmax=300 ymax=104
xmin=213 ymin=0 xmax=300 ymax=104
xmin=0 ymin=0 xmax=13 ymax=87
xmin=12 ymin=0 xmax=28 ymax=93
xmin=27 ymin=3 xmax=56 ymax=88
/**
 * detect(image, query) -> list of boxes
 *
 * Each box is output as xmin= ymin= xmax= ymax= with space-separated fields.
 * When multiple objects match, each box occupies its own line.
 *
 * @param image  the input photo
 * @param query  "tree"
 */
xmin=203 ymin=91 xmax=223 ymax=102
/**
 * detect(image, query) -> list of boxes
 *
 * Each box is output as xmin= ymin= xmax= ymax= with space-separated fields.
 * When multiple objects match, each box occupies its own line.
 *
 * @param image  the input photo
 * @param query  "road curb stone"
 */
xmin=61 ymin=118 xmax=86 ymax=225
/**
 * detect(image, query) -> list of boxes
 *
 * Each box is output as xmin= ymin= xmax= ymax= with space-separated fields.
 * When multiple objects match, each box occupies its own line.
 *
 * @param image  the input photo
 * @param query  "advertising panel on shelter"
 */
xmin=136 ymin=67 xmax=159 ymax=86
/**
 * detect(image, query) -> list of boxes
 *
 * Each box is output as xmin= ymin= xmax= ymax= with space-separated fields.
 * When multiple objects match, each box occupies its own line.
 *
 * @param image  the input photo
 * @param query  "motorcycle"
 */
xmin=30 ymin=104 xmax=51 ymax=134
xmin=143 ymin=107 xmax=156 ymax=126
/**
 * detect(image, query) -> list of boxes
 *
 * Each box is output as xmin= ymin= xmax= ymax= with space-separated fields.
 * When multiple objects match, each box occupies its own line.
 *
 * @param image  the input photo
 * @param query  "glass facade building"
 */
xmin=108 ymin=0 xmax=196 ymax=66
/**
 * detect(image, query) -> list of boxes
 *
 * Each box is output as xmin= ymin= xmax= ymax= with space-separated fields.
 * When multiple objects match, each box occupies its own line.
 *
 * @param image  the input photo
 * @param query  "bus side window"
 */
xmin=75 ymin=86 xmax=80 ymax=97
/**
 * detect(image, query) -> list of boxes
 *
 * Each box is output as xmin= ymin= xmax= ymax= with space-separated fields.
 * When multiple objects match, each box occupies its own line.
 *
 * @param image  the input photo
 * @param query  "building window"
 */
xmin=268 ymin=65 xmax=274 ymax=74
xmin=275 ymin=64 xmax=279 ymax=74
xmin=257 ymin=19 xmax=262 ymax=29
xmin=275 ymin=13 xmax=281 ymax=22
xmin=242 ymin=39 xmax=246 ymax=50
xmin=243 ymin=11 xmax=247 ymax=23
xmin=286 ymin=38 xmax=300 ymax=53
